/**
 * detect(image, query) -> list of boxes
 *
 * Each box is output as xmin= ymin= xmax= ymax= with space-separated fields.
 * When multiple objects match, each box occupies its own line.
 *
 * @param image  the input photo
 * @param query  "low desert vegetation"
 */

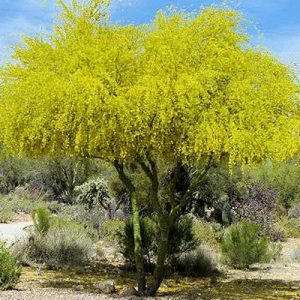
xmin=0 ymin=241 xmax=21 ymax=290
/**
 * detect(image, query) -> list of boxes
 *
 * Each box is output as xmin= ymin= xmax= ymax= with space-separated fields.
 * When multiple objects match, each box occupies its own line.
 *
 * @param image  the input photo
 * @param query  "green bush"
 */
xmin=99 ymin=219 xmax=125 ymax=242
xmin=29 ymin=217 xmax=94 ymax=267
xmin=192 ymin=218 xmax=222 ymax=250
xmin=175 ymin=245 xmax=217 ymax=277
xmin=221 ymin=221 xmax=272 ymax=269
xmin=32 ymin=207 xmax=51 ymax=234
xmin=0 ymin=241 xmax=22 ymax=290
xmin=117 ymin=215 xmax=197 ymax=270
xmin=0 ymin=153 xmax=29 ymax=194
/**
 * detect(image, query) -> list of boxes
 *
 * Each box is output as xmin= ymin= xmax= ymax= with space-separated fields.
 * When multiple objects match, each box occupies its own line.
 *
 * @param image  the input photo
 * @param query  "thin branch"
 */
xmin=169 ymin=163 xmax=181 ymax=208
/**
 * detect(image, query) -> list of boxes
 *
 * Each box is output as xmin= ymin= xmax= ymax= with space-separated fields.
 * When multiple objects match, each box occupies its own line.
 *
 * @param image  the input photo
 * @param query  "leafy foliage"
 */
xmin=0 ymin=241 xmax=22 ymax=290
xmin=192 ymin=218 xmax=223 ymax=249
xmin=221 ymin=221 xmax=272 ymax=268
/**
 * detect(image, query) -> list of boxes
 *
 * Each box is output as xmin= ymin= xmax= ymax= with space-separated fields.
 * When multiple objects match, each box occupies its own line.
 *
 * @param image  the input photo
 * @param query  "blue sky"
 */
xmin=0 ymin=0 xmax=299 ymax=68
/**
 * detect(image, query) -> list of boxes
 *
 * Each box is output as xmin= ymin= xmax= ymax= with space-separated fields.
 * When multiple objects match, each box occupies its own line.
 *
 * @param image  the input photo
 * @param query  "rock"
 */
xmin=94 ymin=280 xmax=116 ymax=294
xmin=74 ymin=285 xmax=84 ymax=291
xmin=119 ymin=286 xmax=138 ymax=297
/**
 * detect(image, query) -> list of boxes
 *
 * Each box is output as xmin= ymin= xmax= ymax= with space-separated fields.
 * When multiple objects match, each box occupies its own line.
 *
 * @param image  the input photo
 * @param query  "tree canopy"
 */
xmin=0 ymin=0 xmax=299 ymax=166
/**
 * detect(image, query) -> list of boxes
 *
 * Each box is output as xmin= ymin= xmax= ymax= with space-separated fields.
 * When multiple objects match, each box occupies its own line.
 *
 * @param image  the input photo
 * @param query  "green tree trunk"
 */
xmin=131 ymin=191 xmax=146 ymax=295
xmin=113 ymin=162 xmax=146 ymax=295
xmin=147 ymin=217 xmax=170 ymax=296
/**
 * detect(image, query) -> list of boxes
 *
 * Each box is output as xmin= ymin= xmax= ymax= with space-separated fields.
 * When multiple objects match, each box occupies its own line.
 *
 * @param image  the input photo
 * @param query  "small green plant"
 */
xmin=221 ymin=221 xmax=272 ymax=269
xmin=0 ymin=241 xmax=22 ymax=290
xmin=32 ymin=207 xmax=51 ymax=234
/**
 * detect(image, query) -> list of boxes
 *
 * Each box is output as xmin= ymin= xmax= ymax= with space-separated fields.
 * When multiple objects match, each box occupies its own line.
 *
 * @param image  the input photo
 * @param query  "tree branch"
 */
xmin=139 ymin=156 xmax=163 ymax=217
xmin=113 ymin=160 xmax=135 ymax=193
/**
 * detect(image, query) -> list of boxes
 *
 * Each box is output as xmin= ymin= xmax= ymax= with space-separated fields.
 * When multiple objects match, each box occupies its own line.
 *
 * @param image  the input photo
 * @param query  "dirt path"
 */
xmin=0 ymin=221 xmax=33 ymax=244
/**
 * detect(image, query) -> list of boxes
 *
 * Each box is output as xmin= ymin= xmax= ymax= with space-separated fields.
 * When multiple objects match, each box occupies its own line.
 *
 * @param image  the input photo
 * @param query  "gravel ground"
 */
xmin=0 ymin=289 xmax=114 ymax=300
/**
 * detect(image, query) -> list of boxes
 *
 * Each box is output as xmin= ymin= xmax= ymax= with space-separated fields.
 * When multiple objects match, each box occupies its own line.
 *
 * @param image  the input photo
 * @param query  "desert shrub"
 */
xmin=118 ymin=215 xmax=197 ymax=270
xmin=175 ymin=245 xmax=217 ymax=277
xmin=10 ymin=238 xmax=32 ymax=267
xmin=0 ymin=153 xmax=29 ymax=194
xmin=32 ymin=207 xmax=51 ymax=234
xmin=29 ymin=217 xmax=94 ymax=267
xmin=288 ymin=204 xmax=300 ymax=219
xmin=75 ymin=178 xmax=127 ymax=219
xmin=0 ymin=241 xmax=22 ymax=290
xmin=0 ymin=200 xmax=14 ymax=223
xmin=167 ymin=215 xmax=198 ymax=261
xmin=119 ymin=217 xmax=156 ymax=268
xmin=59 ymin=204 xmax=106 ymax=233
xmin=192 ymin=218 xmax=222 ymax=249
xmin=28 ymin=157 xmax=98 ymax=204
xmin=0 ymin=192 xmax=46 ymax=222
xmin=231 ymin=183 xmax=278 ymax=239
xmin=99 ymin=219 xmax=125 ymax=242
xmin=247 ymin=161 xmax=300 ymax=209
xmin=46 ymin=201 xmax=63 ymax=214
xmin=221 ymin=221 xmax=272 ymax=269
xmin=277 ymin=217 xmax=300 ymax=238
xmin=187 ymin=165 xmax=240 ymax=225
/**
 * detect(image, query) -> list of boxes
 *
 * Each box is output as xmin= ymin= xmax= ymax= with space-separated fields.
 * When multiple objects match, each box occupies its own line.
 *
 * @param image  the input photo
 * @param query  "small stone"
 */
xmin=119 ymin=286 xmax=138 ymax=296
xmin=74 ymin=285 xmax=84 ymax=291
xmin=94 ymin=280 xmax=116 ymax=294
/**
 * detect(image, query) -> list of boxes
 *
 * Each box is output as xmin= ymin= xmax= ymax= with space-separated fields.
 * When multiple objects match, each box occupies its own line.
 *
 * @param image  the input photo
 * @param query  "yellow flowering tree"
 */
xmin=0 ymin=0 xmax=299 ymax=295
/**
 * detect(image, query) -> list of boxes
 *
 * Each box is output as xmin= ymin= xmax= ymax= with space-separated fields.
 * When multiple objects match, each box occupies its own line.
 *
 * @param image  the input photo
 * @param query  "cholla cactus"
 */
xmin=75 ymin=178 xmax=110 ymax=210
